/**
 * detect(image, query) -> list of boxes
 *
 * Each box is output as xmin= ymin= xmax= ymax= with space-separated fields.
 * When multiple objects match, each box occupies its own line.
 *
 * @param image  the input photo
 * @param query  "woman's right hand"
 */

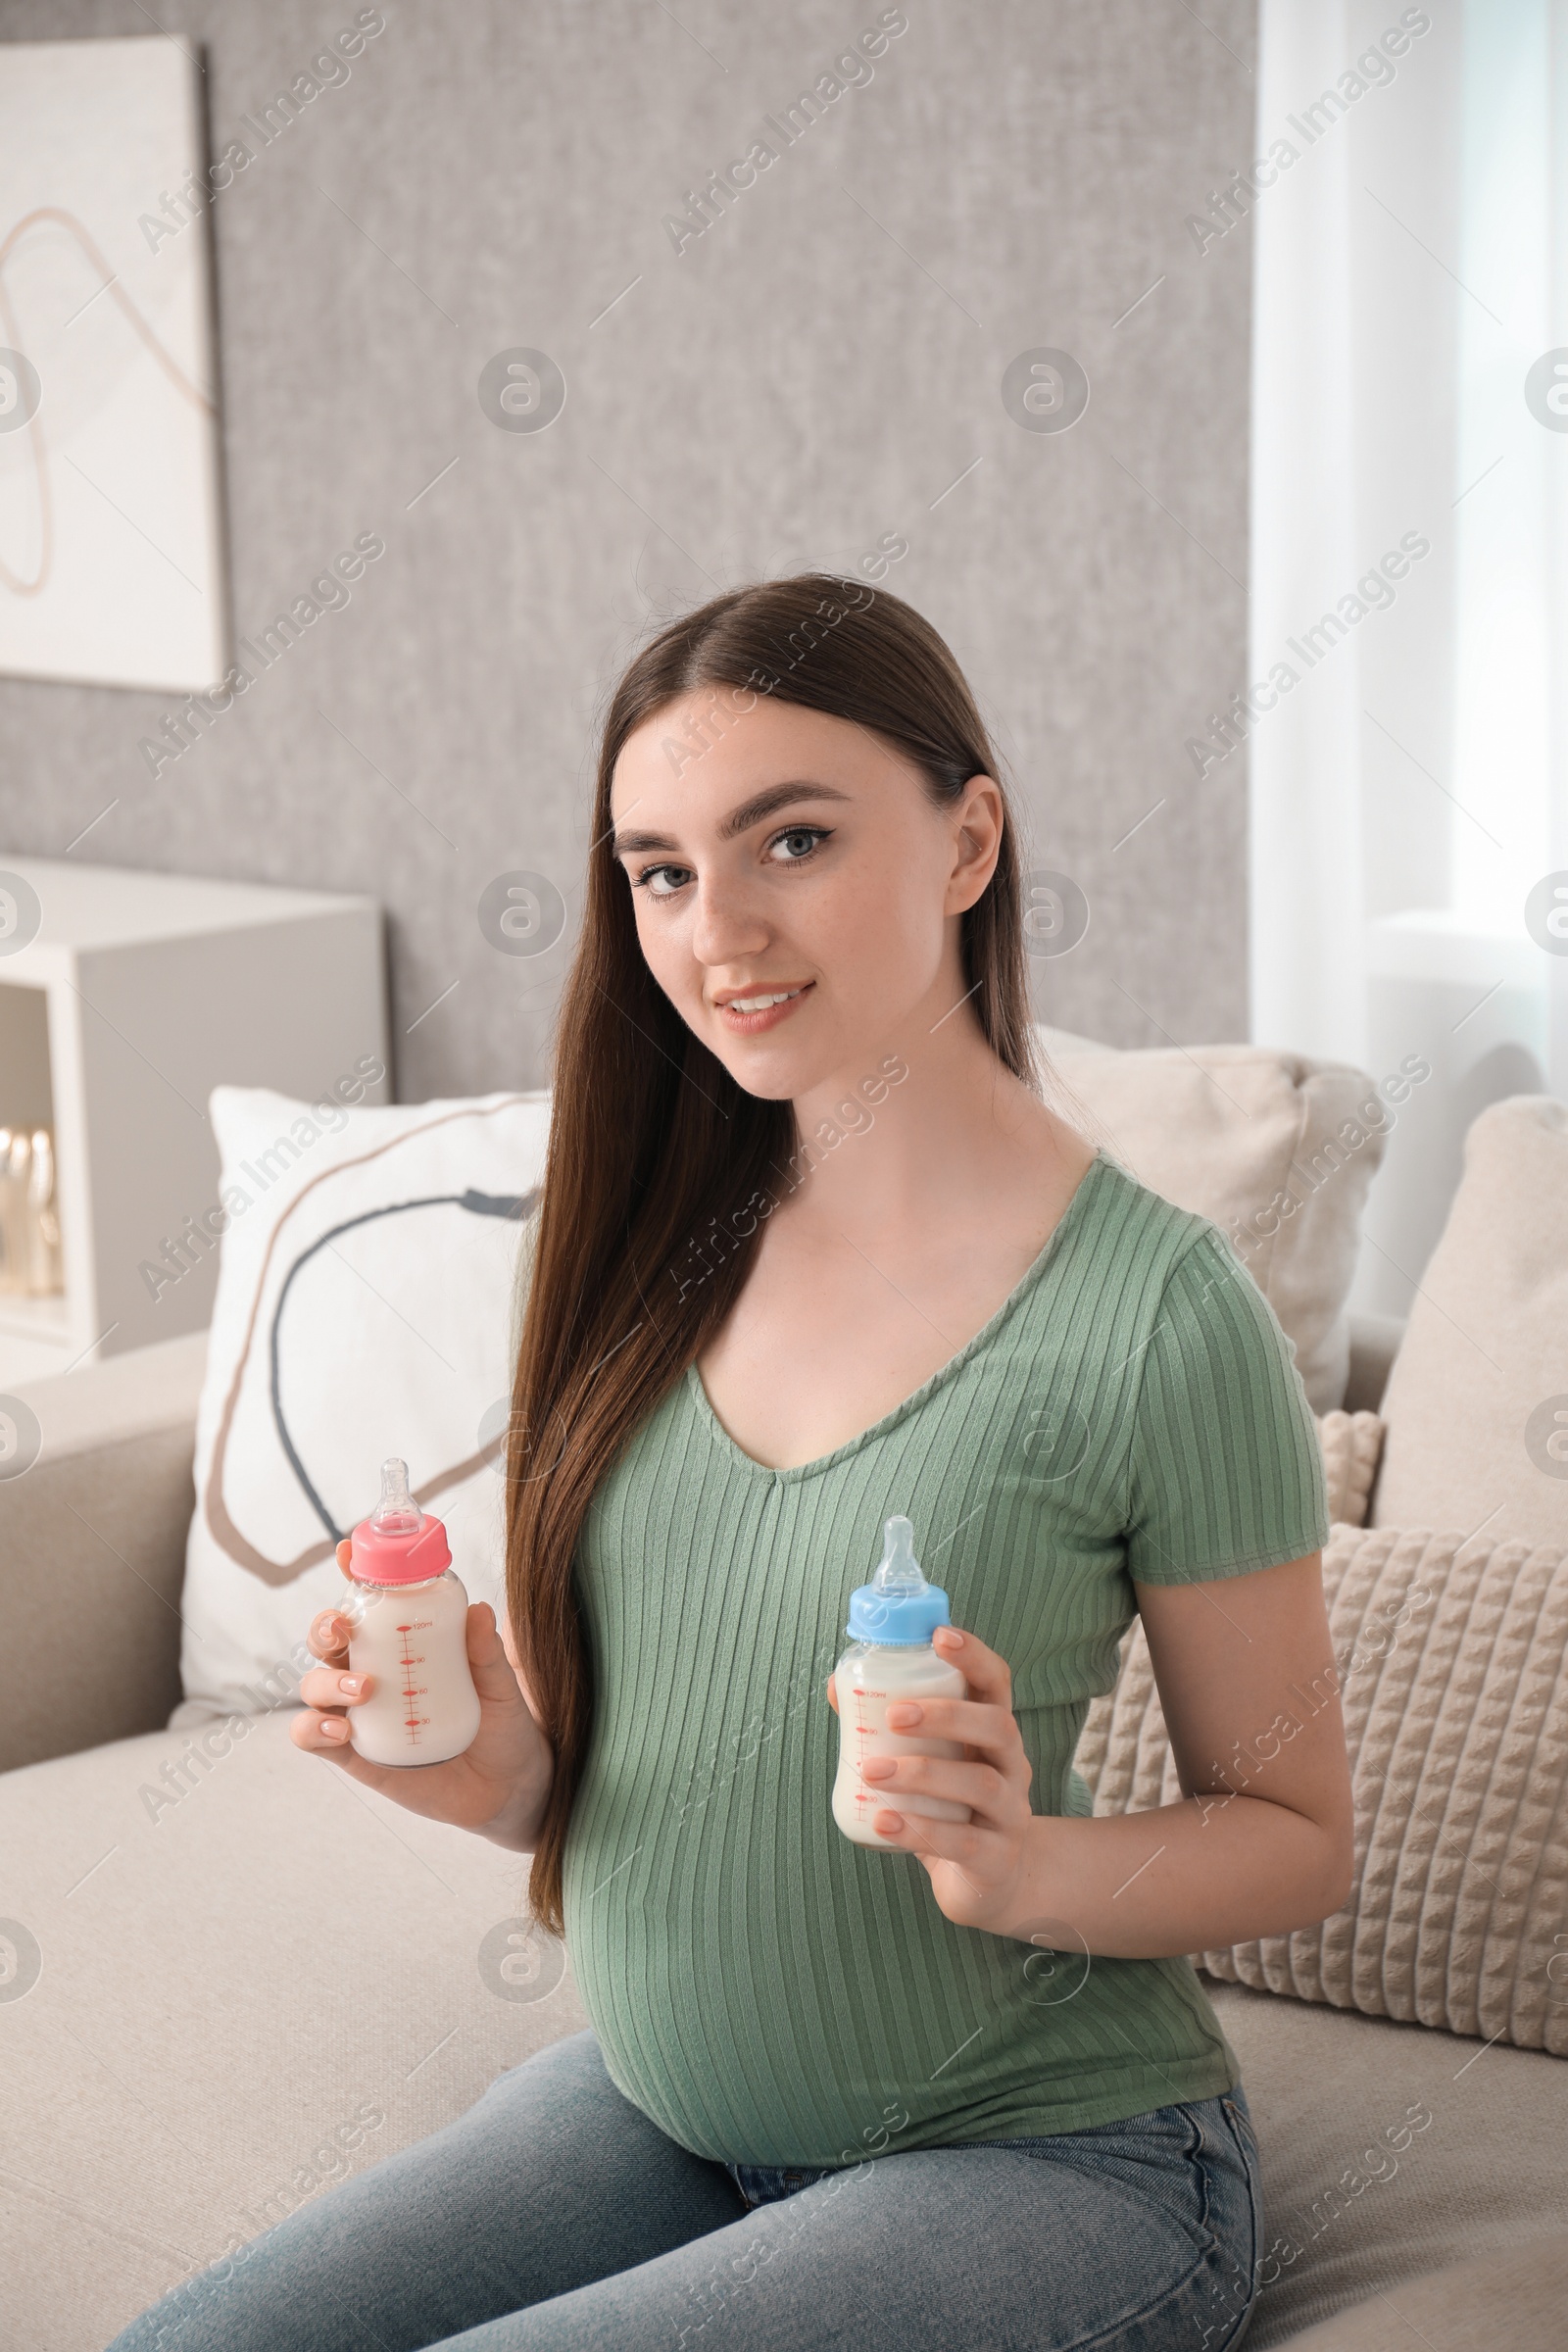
xmin=289 ymin=1542 xmax=555 ymax=1848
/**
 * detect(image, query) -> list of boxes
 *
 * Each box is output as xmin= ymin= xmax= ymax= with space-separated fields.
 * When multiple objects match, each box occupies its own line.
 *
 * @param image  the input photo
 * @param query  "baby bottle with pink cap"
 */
xmin=343 ymin=1457 xmax=481 ymax=1767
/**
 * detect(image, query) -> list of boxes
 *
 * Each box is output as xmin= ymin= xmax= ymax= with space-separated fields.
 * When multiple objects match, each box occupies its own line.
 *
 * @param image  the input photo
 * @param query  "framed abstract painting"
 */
xmin=0 ymin=35 xmax=228 ymax=691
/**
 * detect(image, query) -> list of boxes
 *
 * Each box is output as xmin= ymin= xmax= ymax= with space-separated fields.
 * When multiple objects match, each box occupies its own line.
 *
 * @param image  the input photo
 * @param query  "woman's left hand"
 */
xmin=827 ymin=1625 xmax=1036 ymax=1931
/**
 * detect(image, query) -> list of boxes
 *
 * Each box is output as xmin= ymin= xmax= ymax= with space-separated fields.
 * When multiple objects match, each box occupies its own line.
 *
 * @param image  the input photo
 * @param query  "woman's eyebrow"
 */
xmin=718 ymin=781 xmax=852 ymax=839
xmin=612 ymin=781 xmax=851 ymax=859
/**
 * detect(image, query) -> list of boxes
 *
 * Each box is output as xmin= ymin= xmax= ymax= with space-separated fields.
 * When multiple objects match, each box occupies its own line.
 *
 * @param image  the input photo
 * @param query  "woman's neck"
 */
xmin=782 ymin=1004 xmax=1069 ymax=1243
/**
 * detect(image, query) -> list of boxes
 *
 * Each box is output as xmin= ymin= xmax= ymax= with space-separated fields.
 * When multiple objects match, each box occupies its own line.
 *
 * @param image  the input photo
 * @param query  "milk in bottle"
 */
xmin=344 ymin=1458 xmax=482 ymax=1767
xmin=832 ymin=1515 xmax=970 ymax=1849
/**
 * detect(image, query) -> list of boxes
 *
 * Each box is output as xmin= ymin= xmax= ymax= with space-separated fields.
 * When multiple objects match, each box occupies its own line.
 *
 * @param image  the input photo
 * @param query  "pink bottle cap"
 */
xmin=349 ymin=1457 xmax=452 ymax=1585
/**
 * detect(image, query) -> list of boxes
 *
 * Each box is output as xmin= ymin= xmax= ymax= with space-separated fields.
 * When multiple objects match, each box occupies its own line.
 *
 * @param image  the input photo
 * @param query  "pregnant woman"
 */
xmin=112 ymin=575 xmax=1351 ymax=2352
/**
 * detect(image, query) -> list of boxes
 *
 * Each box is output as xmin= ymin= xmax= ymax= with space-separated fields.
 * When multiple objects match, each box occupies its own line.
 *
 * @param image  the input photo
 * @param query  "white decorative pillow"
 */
xmin=1373 ymin=1095 xmax=1568 ymax=1551
xmin=171 ymin=1086 xmax=550 ymax=1725
xmin=1075 ymin=1525 xmax=1568 ymax=2054
xmin=1035 ymin=1025 xmax=1394 ymax=1413
xmin=1314 ymin=1409 xmax=1384 ymax=1527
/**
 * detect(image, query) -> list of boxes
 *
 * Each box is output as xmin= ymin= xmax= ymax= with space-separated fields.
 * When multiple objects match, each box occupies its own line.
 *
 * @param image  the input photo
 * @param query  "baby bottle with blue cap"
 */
xmin=831 ymin=1514 xmax=972 ymax=1849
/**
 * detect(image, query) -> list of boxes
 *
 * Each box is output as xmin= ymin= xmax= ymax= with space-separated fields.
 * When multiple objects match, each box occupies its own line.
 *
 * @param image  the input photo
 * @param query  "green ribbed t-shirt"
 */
xmin=560 ymin=1151 xmax=1329 ymax=2166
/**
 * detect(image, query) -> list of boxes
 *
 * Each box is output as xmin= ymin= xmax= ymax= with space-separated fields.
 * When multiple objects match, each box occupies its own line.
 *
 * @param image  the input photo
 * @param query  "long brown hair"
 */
xmin=507 ymin=572 xmax=1036 ymax=1933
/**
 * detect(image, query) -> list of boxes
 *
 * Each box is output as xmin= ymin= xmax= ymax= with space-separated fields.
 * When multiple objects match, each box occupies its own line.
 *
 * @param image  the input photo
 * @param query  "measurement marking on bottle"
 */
xmin=850 ymin=1687 xmax=893 ymax=1819
xmin=397 ymin=1624 xmax=426 ymax=1743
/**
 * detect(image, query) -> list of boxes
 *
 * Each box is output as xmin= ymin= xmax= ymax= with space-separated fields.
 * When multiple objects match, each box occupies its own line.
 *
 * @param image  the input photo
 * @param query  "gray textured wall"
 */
xmin=0 ymin=0 xmax=1256 ymax=1101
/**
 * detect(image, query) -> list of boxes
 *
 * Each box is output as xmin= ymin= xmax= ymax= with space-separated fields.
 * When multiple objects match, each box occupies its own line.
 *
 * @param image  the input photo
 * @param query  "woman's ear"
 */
xmin=945 ymin=775 xmax=1004 ymax=915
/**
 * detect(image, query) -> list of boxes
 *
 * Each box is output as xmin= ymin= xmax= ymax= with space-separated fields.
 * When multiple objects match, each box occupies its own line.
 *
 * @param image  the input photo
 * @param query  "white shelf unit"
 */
xmin=0 ymin=858 xmax=387 ymax=1386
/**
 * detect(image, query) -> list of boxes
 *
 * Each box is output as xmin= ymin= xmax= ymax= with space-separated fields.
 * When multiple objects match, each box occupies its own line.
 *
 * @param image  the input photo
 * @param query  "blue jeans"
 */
xmin=107 ymin=2027 xmax=1263 ymax=2352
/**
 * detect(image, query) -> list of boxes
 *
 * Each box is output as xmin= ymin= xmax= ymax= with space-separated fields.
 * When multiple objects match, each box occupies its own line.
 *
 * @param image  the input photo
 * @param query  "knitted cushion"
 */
xmin=1315 ymin=1409 xmax=1384 ymax=1528
xmin=1075 ymin=1525 xmax=1568 ymax=2053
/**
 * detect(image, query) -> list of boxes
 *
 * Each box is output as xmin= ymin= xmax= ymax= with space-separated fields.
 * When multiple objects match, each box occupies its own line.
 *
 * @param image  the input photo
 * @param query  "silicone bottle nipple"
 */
xmin=847 ymin=1515 xmax=951 ymax=1645
xmin=350 ymin=1458 xmax=451 ymax=1584
xmin=372 ymin=1456 xmax=423 ymax=1536
xmin=871 ymin=1515 xmax=927 ymax=1597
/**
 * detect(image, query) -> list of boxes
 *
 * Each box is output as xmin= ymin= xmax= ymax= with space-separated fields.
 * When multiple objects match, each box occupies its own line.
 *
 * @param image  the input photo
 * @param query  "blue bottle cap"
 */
xmin=847 ymin=1515 xmax=951 ymax=1646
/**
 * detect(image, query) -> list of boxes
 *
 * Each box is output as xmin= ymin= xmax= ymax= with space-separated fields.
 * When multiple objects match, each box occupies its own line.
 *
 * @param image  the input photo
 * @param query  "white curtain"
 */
xmin=1248 ymin=0 xmax=1568 ymax=1316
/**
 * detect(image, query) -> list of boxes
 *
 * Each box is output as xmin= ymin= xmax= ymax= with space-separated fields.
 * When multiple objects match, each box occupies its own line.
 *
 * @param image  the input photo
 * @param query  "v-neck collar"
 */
xmin=685 ymin=1148 xmax=1110 ymax=1484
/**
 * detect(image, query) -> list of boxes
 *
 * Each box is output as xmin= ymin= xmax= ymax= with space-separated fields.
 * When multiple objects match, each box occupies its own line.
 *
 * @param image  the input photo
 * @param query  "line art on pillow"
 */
xmin=270 ymin=1189 xmax=533 ymax=1544
xmin=205 ymin=1098 xmax=538 ymax=1587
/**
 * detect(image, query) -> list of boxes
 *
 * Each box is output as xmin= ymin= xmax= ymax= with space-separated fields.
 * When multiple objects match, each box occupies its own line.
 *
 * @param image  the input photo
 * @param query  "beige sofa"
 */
xmin=4 ymin=1051 xmax=1565 ymax=2351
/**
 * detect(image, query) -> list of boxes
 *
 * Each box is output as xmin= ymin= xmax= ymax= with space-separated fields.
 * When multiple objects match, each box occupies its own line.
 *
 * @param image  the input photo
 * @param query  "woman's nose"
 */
xmin=689 ymin=877 xmax=770 ymax=968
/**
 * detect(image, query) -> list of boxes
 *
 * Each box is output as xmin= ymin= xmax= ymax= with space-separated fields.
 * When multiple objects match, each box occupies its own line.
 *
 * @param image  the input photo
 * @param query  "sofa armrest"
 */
xmin=1343 ymin=1310 xmax=1404 ymax=1415
xmin=0 ymin=1330 xmax=207 ymax=1773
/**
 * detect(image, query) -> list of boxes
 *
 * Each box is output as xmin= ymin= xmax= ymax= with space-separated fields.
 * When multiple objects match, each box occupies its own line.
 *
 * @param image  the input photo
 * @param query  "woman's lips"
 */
xmin=713 ymin=981 xmax=814 ymax=1037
